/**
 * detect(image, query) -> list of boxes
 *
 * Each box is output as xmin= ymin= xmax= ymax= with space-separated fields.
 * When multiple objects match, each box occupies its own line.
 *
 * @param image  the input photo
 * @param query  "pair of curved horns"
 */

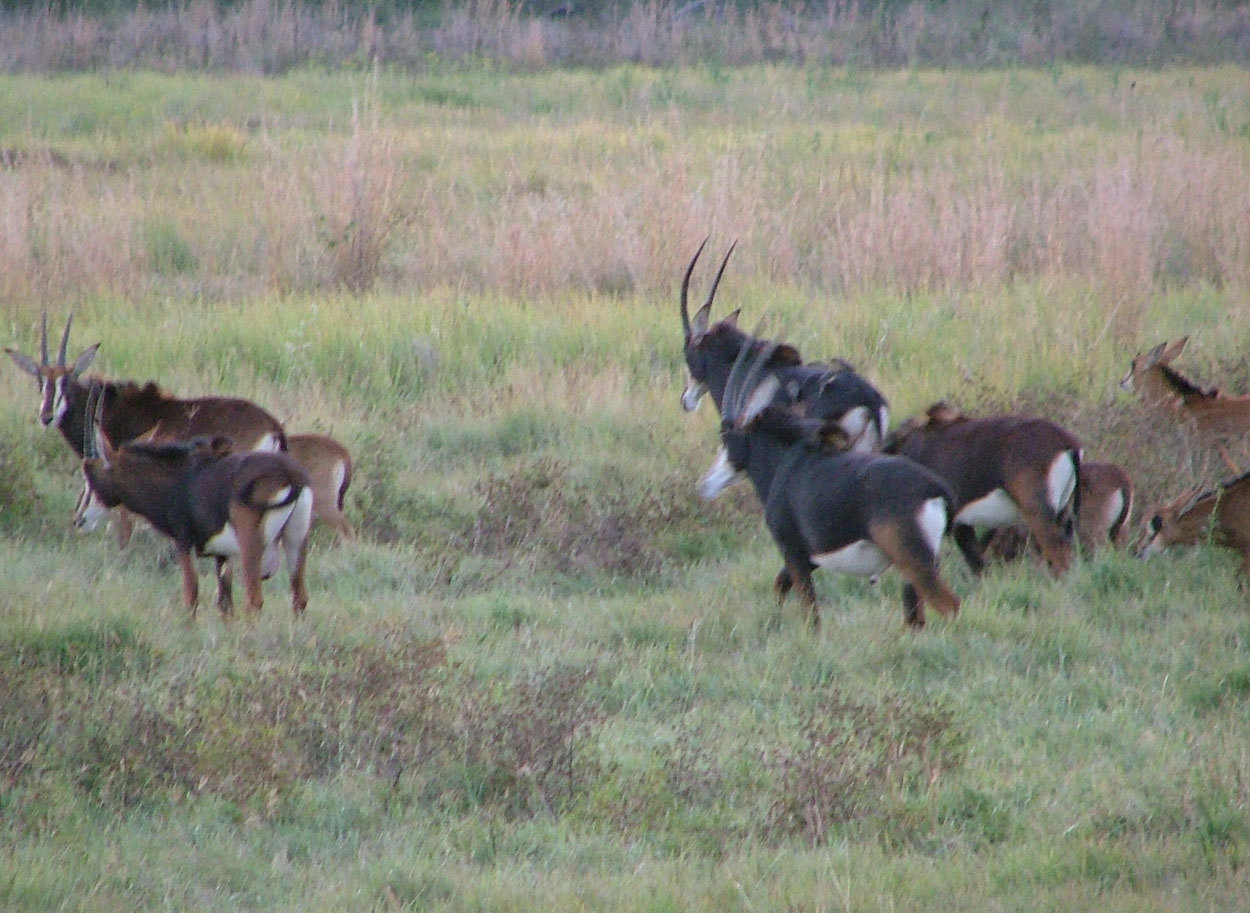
xmin=38 ymin=312 xmax=73 ymax=368
xmin=680 ymin=238 xmax=736 ymax=342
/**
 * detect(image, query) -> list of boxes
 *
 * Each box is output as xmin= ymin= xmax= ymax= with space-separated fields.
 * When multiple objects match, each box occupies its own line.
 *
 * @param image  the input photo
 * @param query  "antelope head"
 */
xmin=1135 ymin=486 xmax=1211 ymax=558
xmin=1120 ymin=337 xmax=1189 ymax=394
xmin=697 ymin=337 xmax=782 ymax=499
xmin=5 ymin=313 xmax=100 ymax=428
xmin=679 ymin=238 xmax=742 ymax=412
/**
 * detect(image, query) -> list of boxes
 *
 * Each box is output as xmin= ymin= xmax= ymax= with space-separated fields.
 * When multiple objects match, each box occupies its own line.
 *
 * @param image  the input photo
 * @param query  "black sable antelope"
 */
xmin=81 ymin=393 xmax=313 ymax=618
xmin=883 ymin=402 xmax=1082 ymax=577
xmin=679 ymin=240 xmax=890 ymax=451
xmin=697 ymin=340 xmax=961 ymax=630
xmin=6 ymin=313 xmax=287 ymax=542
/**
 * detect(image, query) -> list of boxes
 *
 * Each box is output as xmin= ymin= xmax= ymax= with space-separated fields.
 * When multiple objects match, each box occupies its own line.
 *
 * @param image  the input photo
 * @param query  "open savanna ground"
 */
xmin=3 ymin=64 xmax=1250 ymax=911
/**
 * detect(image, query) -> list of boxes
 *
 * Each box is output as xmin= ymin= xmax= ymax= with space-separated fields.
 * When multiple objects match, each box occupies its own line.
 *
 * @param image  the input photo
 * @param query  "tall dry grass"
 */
xmin=3 ymin=0 xmax=1250 ymax=72
xmin=2 ymin=76 xmax=1247 ymax=337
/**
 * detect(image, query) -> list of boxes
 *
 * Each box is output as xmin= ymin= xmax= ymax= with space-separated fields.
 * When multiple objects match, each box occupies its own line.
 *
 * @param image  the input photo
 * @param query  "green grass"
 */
xmin=3 ymin=65 xmax=1250 ymax=912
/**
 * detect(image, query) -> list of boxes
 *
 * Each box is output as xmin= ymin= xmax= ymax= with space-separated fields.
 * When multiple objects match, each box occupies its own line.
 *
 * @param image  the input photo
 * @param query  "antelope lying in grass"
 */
xmin=984 ymin=459 xmax=1134 ymax=560
xmin=884 ymin=402 xmax=1082 ymax=576
xmin=287 ymin=433 xmax=355 ymax=540
xmin=698 ymin=339 xmax=960 ymax=630
xmin=1120 ymin=336 xmax=1250 ymax=474
xmin=81 ymin=393 xmax=313 ymax=617
xmin=7 ymin=314 xmax=286 ymax=542
xmin=680 ymin=240 xmax=890 ymax=451
xmin=1137 ymin=470 xmax=1250 ymax=579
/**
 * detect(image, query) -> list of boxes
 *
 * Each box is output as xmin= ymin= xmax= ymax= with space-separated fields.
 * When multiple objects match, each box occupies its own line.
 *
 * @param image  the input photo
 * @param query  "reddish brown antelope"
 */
xmin=7 ymin=314 xmax=286 ymax=540
xmin=286 ymin=433 xmax=355 ymax=540
xmin=680 ymin=240 xmax=890 ymax=451
xmin=81 ymin=395 xmax=313 ymax=617
xmin=1137 ymin=470 xmax=1250 ymax=579
xmin=698 ymin=339 xmax=960 ymax=630
xmin=884 ymin=402 xmax=1082 ymax=577
xmin=984 ymin=459 xmax=1134 ymax=560
xmin=1120 ymin=336 xmax=1250 ymax=473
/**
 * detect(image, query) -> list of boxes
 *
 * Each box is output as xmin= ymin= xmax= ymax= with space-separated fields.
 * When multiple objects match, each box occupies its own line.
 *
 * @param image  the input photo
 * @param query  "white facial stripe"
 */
xmin=698 ymin=447 xmax=740 ymax=499
xmin=681 ymin=374 xmax=707 ymax=412
xmin=73 ymin=479 xmax=110 ymax=532
xmin=51 ymin=377 xmax=69 ymax=426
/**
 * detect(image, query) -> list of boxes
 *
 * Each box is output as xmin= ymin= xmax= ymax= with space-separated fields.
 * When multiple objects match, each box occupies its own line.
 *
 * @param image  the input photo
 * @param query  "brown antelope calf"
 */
xmin=286 ymin=433 xmax=355 ymax=540
xmin=1137 ymin=470 xmax=1250 ymax=579
xmin=7 ymin=314 xmax=286 ymax=543
xmin=884 ymin=402 xmax=1082 ymax=577
xmin=1120 ymin=336 xmax=1250 ymax=474
xmin=984 ymin=459 xmax=1134 ymax=560
xmin=81 ymin=410 xmax=313 ymax=618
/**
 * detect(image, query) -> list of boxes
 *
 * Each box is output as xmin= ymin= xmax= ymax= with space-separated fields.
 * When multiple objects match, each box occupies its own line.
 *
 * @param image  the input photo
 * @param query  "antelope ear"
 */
xmin=1162 ymin=337 xmax=1189 ymax=362
xmin=690 ymin=301 xmax=713 ymax=337
xmin=1139 ymin=341 xmax=1167 ymax=367
xmin=71 ymin=343 xmax=100 ymax=376
xmin=721 ymin=308 xmax=741 ymax=328
xmin=5 ymin=348 xmax=40 ymax=377
xmin=771 ymin=343 xmax=801 ymax=366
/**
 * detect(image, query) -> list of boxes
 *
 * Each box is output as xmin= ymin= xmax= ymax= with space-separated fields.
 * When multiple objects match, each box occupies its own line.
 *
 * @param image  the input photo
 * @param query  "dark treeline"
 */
xmin=1 ymin=0 xmax=1248 ymax=72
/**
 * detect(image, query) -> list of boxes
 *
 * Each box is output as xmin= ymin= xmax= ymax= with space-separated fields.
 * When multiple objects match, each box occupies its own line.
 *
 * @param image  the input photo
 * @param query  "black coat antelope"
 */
xmin=698 ymin=340 xmax=961 ymax=630
xmin=81 ymin=395 xmax=313 ymax=618
xmin=884 ymin=402 xmax=1082 ymax=576
xmin=680 ymin=240 xmax=890 ymax=451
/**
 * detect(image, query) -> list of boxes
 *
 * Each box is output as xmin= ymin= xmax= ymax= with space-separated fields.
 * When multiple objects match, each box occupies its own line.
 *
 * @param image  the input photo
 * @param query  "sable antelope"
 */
xmin=884 ymin=402 xmax=1081 ymax=576
xmin=697 ymin=339 xmax=960 ymax=630
xmin=679 ymin=240 xmax=890 ymax=451
xmin=984 ymin=460 xmax=1134 ymax=560
xmin=80 ymin=393 xmax=313 ymax=617
xmin=1120 ymin=337 xmax=1250 ymax=474
xmin=1137 ymin=470 xmax=1250 ymax=579
xmin=287 ymin=433 xmax=355 ymax=540
xmin=7 ymin=314 xmax=286 ymax=541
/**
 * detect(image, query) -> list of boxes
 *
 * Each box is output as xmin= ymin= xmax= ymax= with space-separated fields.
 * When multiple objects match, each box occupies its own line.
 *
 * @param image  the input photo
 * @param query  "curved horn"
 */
xmin=40 ymin=312 xmax=48 ymax=366
xmin=83 ymin=381 xmax=100 ymax=460
xmin=57 ymin=314 xmax=73 ymax=368
xmin=680 ymin=237 xmax=708 ymax=341
xmin=702 ymin=240 xmax=736 ymax=314
xmin=732 ymin=339 xmax=778 ymax=424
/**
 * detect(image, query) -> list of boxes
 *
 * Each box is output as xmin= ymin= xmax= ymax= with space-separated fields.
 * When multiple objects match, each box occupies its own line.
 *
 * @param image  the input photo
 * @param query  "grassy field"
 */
xmin=3 ymin=64 xmax=1250 ymax=911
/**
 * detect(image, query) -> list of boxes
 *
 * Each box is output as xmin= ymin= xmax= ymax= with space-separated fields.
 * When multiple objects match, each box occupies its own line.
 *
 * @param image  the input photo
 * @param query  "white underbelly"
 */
xmin=812 ymin=539 xmax=891 ymax=577
xmin=955 ymin=488 xmax=1021 ymax=528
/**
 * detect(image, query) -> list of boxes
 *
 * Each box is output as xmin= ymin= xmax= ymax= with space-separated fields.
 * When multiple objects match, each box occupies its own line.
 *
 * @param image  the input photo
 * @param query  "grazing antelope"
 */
xmin=884 ymin=402 xmax=1082 ymax=577
xmin=698 ymin=339 xmax=960 ymax=630
xmin=287 ymin=433 xmax=355 ymax=540
xmin=984 ymin=459 xmax=1134 ymax=560
xmin=1137 ymin=470 xmax=1250 ymax=579
xmin=680 ymin=240 xmax=890 ymax=451
xmin=81 ymin=393 xmax=313 ymax=617
xmin=1120 ymin=336 xmax=1250 ymax=474
xmin=7 ymin=314 xmax=286 ymax=541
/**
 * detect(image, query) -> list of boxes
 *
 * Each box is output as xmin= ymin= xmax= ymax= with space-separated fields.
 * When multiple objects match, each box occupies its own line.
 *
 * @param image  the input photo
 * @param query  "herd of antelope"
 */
xmin=681 ymin=241 xmax=1250 ymax=629
xmin=6 ymin=314 xmax=353 ymax=617
xmin=6 ymin=242 xmax=1249 ymax=627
